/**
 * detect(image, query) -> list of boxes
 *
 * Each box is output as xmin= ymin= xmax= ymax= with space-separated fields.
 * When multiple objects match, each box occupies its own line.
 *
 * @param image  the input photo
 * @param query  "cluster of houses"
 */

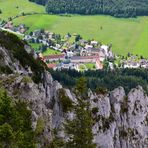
xmin=27 ymin=29 xmax=114 ymax=71
xmin=122 ymin=56 xmax=148 ymax=69
xmin=24 ymin=29 xmax=148 ymax=71
xmin=24 ymin=29 xmax=56 ymax=47
xmin=2 ymin=21 xmax=27 ymax=34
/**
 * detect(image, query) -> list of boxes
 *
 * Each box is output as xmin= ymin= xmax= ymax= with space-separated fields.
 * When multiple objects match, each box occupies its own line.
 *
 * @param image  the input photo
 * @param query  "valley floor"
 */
xmin=0 ymin=0 xmax=148 ymax=57
xmin=13 ymin=14 xmax=148 ymax=58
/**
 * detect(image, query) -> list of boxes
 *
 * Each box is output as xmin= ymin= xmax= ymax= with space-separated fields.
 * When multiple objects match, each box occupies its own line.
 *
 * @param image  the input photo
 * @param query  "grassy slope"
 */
xmin=51 ymin=15 xmax=148 ymax=56
xmin=14 ymin=14 xmax=59 ymax=32
xmin=134 ymin=19 xmax=148 ymax=56
xmin=0 ymin=0 xmax=148 ymax=57
xmin=0 ymin=0 xmax=45 ymax=20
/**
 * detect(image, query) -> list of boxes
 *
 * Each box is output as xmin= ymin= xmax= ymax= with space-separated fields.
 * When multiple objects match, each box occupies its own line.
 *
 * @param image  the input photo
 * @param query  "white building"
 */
xmin=85 ymin=44 xmax=93 ymax=49
xmin=100 ymin=45 xmax=109 ymax=57
xmin=91 ymin=41 xmax=98 ymax=46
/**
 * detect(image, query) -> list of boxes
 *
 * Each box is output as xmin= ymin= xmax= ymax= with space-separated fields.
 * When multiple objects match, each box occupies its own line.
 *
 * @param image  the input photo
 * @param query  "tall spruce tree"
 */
xmin=64 ymin=77 xmax=95 ymax=148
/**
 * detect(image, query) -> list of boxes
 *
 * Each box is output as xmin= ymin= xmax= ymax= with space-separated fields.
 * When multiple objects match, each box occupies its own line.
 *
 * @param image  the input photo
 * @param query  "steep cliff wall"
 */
xmin=90 ymin=86 xmax=148 ymax=147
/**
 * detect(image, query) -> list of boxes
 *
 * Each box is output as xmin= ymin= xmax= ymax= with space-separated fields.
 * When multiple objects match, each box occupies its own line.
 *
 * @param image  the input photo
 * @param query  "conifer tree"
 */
xmin=64 ymin=77 xmax=95 ymax=148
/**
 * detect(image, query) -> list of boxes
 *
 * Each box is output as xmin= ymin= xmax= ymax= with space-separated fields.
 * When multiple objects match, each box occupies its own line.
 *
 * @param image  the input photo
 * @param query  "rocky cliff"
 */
xmin=0 ymin=31 xmax=148 ymax=148
xmin=90 ymin=86 xmax=148 ymax=148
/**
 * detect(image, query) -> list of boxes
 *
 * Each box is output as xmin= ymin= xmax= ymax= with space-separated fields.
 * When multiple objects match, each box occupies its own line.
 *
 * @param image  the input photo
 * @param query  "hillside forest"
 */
xmin=30 ymin=0 xmax=148 ymax=17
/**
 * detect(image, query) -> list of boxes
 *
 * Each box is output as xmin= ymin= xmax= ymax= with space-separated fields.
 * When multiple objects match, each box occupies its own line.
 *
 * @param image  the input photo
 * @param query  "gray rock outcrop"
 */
xmin=91 ymin=86 xmax=148 ymax=148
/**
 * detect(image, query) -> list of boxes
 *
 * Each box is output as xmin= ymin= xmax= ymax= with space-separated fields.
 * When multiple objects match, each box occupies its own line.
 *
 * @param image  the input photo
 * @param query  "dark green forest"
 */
xmin=49 ymin=68 xmax=148 ymax=94
xmin=30 ymin=0 xmax=148 ymax=17
xmin=29 ymin=0 xmax=47 ymax=5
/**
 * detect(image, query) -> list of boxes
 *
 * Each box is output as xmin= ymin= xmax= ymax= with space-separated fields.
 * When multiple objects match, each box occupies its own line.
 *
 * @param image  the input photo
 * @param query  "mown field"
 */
xmin=0 ymin=0 xmax=148 ymax=57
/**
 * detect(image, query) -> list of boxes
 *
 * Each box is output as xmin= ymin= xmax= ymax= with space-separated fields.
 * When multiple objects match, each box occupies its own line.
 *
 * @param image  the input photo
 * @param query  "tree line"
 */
xmin=49 ymin=68 xmax=148 ymax=94
xmin=30 ymin=0 xmax=148 ymax=17
xmin=29 ymin=0 xmax=47 ymax=5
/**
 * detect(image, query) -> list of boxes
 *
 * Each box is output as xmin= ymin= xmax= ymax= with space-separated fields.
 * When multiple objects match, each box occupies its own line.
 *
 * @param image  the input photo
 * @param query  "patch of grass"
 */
xmin=35 ymin=117 xmax=45 ymax=136
xmin=85 ymin=63 xmax=96 ymax=70
xmin=13 ymin=14 xmax=59 ymax=33
xmin=42 ymin=48 xmax=61 ymax=56
xmin=21 ymin=76 xmax=32 ymax=83
xmin=79 ymin=64 xmax=87 ymax=72
xmin=29 ymin=43 xmax=42 ymax=52
xmin=68 ymin=35 xmax=75 ymax=43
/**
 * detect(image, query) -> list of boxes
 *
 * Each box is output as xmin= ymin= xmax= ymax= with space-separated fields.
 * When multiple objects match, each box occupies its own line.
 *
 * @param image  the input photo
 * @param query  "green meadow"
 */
xmin=0 ymin=0 xmax=45 ymax=20
xmin=0 ymin=0 xmax=148 ymax=57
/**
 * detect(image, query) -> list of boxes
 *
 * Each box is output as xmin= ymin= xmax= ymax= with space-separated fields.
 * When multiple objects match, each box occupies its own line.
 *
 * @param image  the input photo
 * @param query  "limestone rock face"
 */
xmin=0 ymin=44 xmax=66 ymax=145
xmin=91 ymin=86 xmax=148 ymax=148
xmin=0 ymin=46 xmax=22 ymax=72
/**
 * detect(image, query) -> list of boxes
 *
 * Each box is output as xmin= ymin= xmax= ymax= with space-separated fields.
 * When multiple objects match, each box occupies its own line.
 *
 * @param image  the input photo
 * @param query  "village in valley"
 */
xmin=1 ymin=21 xmax=148 ymax=71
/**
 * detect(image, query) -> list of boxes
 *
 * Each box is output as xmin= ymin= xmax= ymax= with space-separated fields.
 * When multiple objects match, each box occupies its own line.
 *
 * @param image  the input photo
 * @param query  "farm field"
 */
xmin=0 ymin=0 xmax=148 ymax=57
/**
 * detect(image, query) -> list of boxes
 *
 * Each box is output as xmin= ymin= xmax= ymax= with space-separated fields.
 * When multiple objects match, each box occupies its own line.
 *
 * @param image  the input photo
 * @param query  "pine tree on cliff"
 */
xmin=0 ymin=88 xmax=36 ymax=147
xmin=64 ymin=77 xmax=95 ymax=148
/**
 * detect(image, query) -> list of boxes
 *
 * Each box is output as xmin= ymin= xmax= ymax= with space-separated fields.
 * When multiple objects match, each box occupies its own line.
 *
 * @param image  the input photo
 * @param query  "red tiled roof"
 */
xmin=71 ymin=56 xmax=99 ymax=60
xmin=96 ymin=59 xmax=103 ymax=69
xmin=43 ymin=54 xmax=65 ymax=59
xmin=47 ymin=63 xmax=57 ymax=68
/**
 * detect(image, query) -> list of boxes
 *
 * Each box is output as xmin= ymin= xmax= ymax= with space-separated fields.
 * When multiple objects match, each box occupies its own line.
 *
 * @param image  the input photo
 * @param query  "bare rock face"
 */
xmin=90 ymin=86 xmax=148 ymax=148
xmin=0 ymin=46 xmax=21 ymax=72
